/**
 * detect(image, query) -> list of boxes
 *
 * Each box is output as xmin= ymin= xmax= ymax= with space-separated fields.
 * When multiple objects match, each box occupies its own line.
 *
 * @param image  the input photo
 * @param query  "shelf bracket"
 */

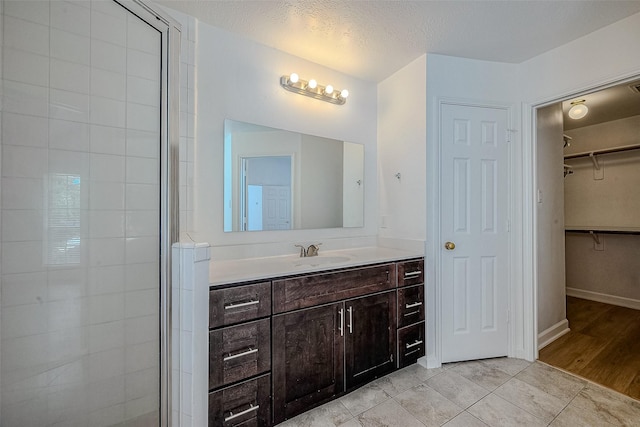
xmin=589 ymin=152 xmax=600 ymax=170
xmin=589 ymin=230 xmax=600 ymax=245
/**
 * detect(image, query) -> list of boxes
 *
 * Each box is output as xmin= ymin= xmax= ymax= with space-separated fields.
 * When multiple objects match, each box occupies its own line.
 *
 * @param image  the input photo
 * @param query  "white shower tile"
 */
xmin=91 ymin=39 xmax=126 ymax=73
xmin=88 ymin=372 xmax=125 ymax=409
xmin=2 ymin=177 xmax=44 ymax=210
xmin=3 ymin=16 xmax=49 ymax=56
xmin=125 ymin=262 xmax=158 ymax=292
xmin=51 ymin=59 xmax=90 ymax=94
xmin=47 ymin=298 xmax=86 ymax=332
xmin=91 ymin=0 xmax=127 ymax=19
xmin=1 ymin=303 xmax=48 ymax=339
xmin=126 ymin=103 xmax=159 ymax=133
xmin=2 ymin=145 xmax=48 ymax=178
xmin=125 ymin=314 xmax=158 ymax=345
xmin=125 ymin=340 xmax=159 ymax=373
xmin=51 ymin=1 xmax=91 ymax=37
xmin=0 ymin=334 xmax=48 ymax=381
xmin=1 ymin=209 xmax=44 ymax=242
xmin=88 ymin=265 xmax=125 ymax=296
xmin=50 ymin=89 xmax=90 ymax=123
xmin=3 ymin=48 xmax=49 ymax=87
xmin=2 ymin=113 xmax=48 ymax=148
xmin=49 ymin=149 xmax=89 ymax=176
xmin=126 ymin=157 xmax=158 ymax=185
xmin=127 ymin=49 xmax=160 ymax=81
xmin=90 ymin=210 xmax=125 ymax=238
xmin=127 ymin=13 xmax=161 ymax=55
xmin=89 ymin=403 xmax=125 ymax=427
xmin=126 ymin=129 xmax=159 ymax=159
xmin=1 ymin=241 xmax=44 ymax=274
xmin=90 ymin=153 xmax=125 ymax=182
xmin=1 ymin=272 xmax=47 ymax=307
xmin=127 ymin=76 xmax=160 ymax=107
xmin=91 ymin=68 xmax=126 ymax=101
xmin=49 ymin=118 xmax=90 ymax=151
xmin=125 ymin=367 xmax=158 ymax=400
xmin=90 ymin=96 xmax=126 ymax=128
xmin=125 ymin=289 xmax=158 ymax=319
xmin=48 ymin=267 xmax=87 ymax=301
xmin=125 ymin=183 xmax=158 ymax=210
xmin=51 ymin=28 xmax=90 ymax=65
xmin=89 ymin=292 xmax=125 ymax=325
xmin=88 ymin=237 xmax=126 ymax=267
xmin=90 ymin=181 xmax=125 ymax=210
xmin=125 ymin=236 xmax=159 ymax=264
xmin=125 ymin=393 xmax=158 ymax=420
xmin=4 ymin=0 xmax=50 ymax=26
xmin=89 ymin=320 xmax=125 ymax=353
xmin=3 ymin=81 xmax=49 ymax=117
xmin=47 ymin=327 xmax=88 ymax=368
xmin=126 ymin=210 xmax=158 ymax=237
xmin=91 ymin=8 xmax=126 ymax=46
xmin=91 ymin=125 xmax=126 ymax=155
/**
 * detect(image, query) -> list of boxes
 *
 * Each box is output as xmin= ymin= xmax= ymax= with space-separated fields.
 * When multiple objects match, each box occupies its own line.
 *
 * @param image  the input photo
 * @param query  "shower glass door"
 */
xmin=1 ymin=1 xmax=174 ymax=425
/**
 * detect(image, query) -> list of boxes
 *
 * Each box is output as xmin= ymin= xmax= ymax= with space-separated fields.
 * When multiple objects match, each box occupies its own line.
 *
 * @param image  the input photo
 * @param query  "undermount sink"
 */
xmin=292 ymin=256 xmax=351 ymax=267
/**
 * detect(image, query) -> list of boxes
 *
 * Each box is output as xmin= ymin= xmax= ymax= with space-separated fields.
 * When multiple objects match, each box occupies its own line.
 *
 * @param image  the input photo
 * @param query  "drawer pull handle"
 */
xmin=224 ymin=403 xmax=259 ymax=422
xmin=405 ymin=301 xmax=423 ymax=309
xmin=404 ymin=310 xmax=420 ymax=317
xmin=406 ymin=339 xmax=423 ymax=349
xmin=347 ymin=306 xmax=353 ymax=334
xmin=224 ymin=300 xmax=259 ymax=310
xmin=223 ymin=347 xmax=258 ymax=362
xmin=338 ymin=308 xmax=344 ymax=337
xmin=404 ymin=271 xmax=422 ymax=278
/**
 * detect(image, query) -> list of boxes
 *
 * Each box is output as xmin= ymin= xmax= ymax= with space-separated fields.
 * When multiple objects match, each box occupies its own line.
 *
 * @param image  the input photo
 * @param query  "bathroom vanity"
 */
xmin=206 ymin=252 xmax=424 ymax=426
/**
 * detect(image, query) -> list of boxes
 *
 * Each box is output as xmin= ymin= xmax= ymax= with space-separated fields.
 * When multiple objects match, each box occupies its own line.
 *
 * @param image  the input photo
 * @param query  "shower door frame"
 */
xmin=113 ymin=1 xmax=181 ymax=425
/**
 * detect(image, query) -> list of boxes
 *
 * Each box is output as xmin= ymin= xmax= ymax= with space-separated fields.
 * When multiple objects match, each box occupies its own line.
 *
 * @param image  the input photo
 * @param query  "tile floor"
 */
xmin=277 ymin=358 xmax=640 ymax=426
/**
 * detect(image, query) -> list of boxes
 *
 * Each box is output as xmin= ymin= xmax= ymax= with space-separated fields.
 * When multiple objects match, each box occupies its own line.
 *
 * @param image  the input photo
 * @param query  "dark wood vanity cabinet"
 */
xmin=396 ymin=259 xmax=425 ymax=368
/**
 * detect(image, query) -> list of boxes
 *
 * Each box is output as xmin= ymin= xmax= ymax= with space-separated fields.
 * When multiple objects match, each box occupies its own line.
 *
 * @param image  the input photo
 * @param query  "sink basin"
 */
xmin=292 ymin=256 xmax=351 ymax=267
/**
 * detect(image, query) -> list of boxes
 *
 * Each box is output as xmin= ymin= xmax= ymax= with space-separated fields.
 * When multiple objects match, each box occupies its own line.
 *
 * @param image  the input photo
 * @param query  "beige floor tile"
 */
xmin=516 ymin=362 xmax=586 ymax=403
xmin=338 ymin=383 xmax=390 ymax=417
xmin=442 ymin=411 xmax=489 ymax=427
xmin=337 ymin=418 xmax=362 ymax=427
xmin=278 ymin=400 xmax=353 ymax=427
xmin=426 ymin=371 xmax=490 ymax=409
xmin=356 ymin=399 xmax=423 ymax=427
xmin=449 ymin=360 xmax=513 ymax=391
xmin=550 ymin=402 xmax=617 ymax=427
xmin=394 ymin=383 xmax=462 ymax=426
xmin=569 ymin=384 xmax=640 ymax=426
xmin=468 ymin=394 xmax=548 ymax=427
xmin=371 ymin=364 xmax=431 ymax=396
xmin=494 ymin=377 xmax=566 ymax=423
xmin=479 ymin=357 xmax=532 ymax=376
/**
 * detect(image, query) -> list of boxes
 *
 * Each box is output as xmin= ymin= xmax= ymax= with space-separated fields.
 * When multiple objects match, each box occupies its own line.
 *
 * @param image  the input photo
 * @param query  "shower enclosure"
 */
xmin=0 ymin=0 xmax=179 ymax=425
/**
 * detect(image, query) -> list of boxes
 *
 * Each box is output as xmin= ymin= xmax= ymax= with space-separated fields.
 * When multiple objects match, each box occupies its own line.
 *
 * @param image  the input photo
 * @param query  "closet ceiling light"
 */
xmin=569 ymin=100 xmax=588 ymax=119
xmin=280 ymin=73 xmax=348 ymax=105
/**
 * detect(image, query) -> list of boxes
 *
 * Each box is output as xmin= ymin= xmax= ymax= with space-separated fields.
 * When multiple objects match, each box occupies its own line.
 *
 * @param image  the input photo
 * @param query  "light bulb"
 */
xmin=340 ymin=89 xmax=349 ymax=99
xmin=324 ymin=85 xmax=334 ymax=95
xmin=308 ymin=79 xmax=317 ymax=89
xmin=568 ymin=103 xmax=588 ymax=119
xmin=289 ymin=73 xmax=299 ymax=84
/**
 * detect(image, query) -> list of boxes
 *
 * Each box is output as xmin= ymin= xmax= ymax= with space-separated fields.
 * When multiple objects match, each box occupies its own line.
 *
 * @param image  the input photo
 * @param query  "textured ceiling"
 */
xmin=156 ymin=0 xmax=640 ymax=82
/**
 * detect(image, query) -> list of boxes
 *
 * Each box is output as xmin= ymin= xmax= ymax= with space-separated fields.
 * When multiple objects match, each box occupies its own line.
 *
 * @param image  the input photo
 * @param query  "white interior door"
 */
xmin=262 ymin=186 xmax=291 ymax=230
xmin=440 ymin=103 xmax=510 ymax=362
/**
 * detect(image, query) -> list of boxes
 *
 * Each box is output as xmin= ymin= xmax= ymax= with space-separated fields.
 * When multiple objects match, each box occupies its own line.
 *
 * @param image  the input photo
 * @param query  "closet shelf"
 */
xmin=564 ymin=143 xmax=640 ymax=159
xmin=565 ymin=227 xmax=640 ymax=235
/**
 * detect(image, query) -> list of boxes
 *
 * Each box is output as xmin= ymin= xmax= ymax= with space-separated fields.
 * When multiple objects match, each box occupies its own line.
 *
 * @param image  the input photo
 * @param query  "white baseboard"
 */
xmin=566 ymin=287 xmax=640 ymax=310
xmin=538 ymin=319 xmax=570 ymax=350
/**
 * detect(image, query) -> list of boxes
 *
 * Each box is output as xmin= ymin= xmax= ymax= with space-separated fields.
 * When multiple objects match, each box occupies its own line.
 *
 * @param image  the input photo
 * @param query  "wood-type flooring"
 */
xmin=539 ymin=296 xmax=640 ymax=401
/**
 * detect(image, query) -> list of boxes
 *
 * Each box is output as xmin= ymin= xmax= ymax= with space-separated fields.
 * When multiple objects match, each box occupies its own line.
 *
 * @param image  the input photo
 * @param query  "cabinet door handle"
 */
xmin=223 ymin=347 xmax=258 ymax=362
xmin=224 ymin=300 xmax=259 ymax=310
xmin=347 ymin=306 xmax=353 ymax=334
xmin=405 ymin=339 xmax=423 ymax=349
xmin=404 ymin=271 xmax=422 ymax=278
xmin=224 ymin=403 xmax=259 ymax=422
xmin=405 ymin=301 xmax=423 ymax=309
xmin=403 ymin=310 xmax=420 ymax=317
xmin=338 ymin=308 xmax=344 ymax=336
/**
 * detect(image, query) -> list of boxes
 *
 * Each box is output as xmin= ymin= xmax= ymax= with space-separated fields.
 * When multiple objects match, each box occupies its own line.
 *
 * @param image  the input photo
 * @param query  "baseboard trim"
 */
xmin=538 ymin=319 xmax=570 ymax=350
xmin=566 ymin=287 xmax=640 ymax=310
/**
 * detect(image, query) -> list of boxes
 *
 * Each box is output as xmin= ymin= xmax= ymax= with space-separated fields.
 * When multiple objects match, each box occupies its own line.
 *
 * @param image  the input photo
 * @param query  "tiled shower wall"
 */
xmin=1 ymin=1 xmax=162 ymax=425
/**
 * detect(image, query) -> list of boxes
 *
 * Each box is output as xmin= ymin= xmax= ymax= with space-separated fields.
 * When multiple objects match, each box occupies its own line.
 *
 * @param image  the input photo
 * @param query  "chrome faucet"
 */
xmin=294 ymin=243 xmax=322 ymax=257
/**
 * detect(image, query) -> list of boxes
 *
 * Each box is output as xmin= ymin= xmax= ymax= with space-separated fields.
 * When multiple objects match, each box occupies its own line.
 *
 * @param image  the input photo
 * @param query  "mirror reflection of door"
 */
xmin=241 ymin=156 xmax=292 ymax=230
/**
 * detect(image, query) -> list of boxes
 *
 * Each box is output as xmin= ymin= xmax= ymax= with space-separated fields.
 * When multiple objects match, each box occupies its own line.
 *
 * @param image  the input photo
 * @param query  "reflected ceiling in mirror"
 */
xmin=224 ymin=119 xmax=364 ymax=232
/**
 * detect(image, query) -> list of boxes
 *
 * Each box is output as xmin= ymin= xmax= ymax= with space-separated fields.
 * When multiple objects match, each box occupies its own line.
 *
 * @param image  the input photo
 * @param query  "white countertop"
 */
xmin=209 ymin=246 xmax=423 ymax=286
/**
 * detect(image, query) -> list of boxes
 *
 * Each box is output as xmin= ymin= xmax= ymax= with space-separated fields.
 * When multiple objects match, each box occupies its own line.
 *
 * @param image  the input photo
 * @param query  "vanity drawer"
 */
xmin=397 ymin=322 xmax=425 ymax=368
xmin=209 ymin=374 xmax=271 ymax=427
xmin=397 ymin=284 xmax=425 ymax=328
xmin=209 ymin=319 xmax=271 ymax=390
xmin=272 ymin=263 xmax=396 ymax=313
xmin=210 ymin=282 xmax=271 ymax=328
xmin=397 ymin=259 xmax=424 ymax=287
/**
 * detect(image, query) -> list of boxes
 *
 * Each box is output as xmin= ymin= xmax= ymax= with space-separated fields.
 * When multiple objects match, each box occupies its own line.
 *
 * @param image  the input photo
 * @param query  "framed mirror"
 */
xmin=223 ymin=119 xmax=364 ymax=232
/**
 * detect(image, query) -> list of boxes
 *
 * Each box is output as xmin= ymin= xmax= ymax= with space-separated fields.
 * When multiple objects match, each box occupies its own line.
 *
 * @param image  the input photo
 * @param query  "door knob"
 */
xmin=444 ymin=241 xmax=456 ymax=250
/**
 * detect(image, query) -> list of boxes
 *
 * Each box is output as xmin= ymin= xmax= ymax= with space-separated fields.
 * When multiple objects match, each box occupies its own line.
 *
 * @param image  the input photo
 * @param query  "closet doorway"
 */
xmin=536 ymin=80 xmax=640 ymax=400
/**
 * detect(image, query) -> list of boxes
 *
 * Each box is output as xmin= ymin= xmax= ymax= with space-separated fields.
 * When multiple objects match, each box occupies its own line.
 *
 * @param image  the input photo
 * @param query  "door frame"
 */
xmin=426 ymin=97 xmax=516 ymax=368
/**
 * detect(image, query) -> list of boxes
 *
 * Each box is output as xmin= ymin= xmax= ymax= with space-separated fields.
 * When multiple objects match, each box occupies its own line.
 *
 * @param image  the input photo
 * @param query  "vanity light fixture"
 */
xmin=280 ymin=73 xmax=349 ymax=105
xmin=568 ymin=99 xmax=588 ymax=119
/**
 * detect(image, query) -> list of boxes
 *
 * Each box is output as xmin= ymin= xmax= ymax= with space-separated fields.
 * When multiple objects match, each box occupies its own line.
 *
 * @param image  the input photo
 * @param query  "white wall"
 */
xmin=377 ymin=55 xmax=427 ymax=244
xmin=535 ymin=104 xmax=566 ymax=336
xmin=193 ymin=22 xmax=378 ymax=258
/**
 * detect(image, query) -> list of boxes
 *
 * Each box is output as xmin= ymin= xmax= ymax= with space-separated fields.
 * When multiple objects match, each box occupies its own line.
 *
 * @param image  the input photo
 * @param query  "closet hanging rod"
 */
xmin=565 ymin=228 xmax=640 ymax=235
xmin=564 ymin=143 xmax=640 ymax=159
